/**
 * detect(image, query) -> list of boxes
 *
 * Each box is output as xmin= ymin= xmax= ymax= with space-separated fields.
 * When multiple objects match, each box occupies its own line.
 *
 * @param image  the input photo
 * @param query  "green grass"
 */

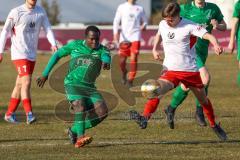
xmin=0 ymin=53 xmax=240 ymax=160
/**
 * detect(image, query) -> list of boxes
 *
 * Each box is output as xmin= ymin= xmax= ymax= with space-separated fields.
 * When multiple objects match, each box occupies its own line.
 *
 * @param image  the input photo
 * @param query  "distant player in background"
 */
xmin=37 ymin=26 xmax=111 ymax=148
xmin=228 ymin=0 xmax=240 ymax=87
xmin=130 ymin=2 xmax=227 ymax=141
xmin=113 ymin=0 xmax=147 ymax=87
xmin=0 ymin=0 xmax=57 ymax=124
xmin=165 ymin=0 xmax=227 ymax=128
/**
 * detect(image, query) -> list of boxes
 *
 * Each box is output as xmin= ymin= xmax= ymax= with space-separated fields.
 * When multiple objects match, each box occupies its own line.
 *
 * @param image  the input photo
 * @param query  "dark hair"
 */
xmin=85 ymin=25 xmax=101 ymax=37
xmin=162 ymin=2 xmax=180 ymax=18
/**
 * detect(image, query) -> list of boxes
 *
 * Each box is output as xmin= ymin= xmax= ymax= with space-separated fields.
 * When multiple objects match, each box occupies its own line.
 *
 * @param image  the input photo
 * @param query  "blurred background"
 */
xmin=0 ymin=0 xmax=237 ymax=51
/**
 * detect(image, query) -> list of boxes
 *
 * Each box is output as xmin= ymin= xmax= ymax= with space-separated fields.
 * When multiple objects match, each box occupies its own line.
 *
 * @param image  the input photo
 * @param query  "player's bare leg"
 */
xmin=119 ymin=55 xmax=128 ymax=84
xmin=127 ymin=53 xmax=138 ymax=87
xmin=21 ymin=74 xmax=36 ymax=124
xmin=194 ymin=66 xmax=211 ymax=126
xmin=4 ymin=76 xmax=22 ymax=123
xmin=85 ymin=101 xmax=108 ymax=129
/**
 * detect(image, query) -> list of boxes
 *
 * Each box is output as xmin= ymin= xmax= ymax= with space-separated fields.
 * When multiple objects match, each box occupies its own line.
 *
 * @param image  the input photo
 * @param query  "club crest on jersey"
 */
xmin=129 ymin=13 xmax=135 ymax=19
xmin=29 ymin=22 xmax=35 ymax=28
xmin=168 ymin=32 xmax=175 ymax=39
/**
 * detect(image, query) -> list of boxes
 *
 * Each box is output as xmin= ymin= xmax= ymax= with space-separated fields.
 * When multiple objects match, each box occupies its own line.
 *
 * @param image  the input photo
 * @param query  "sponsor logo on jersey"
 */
xmin=29 ymin=22 xmax=35 ymax=28
xmin=168 ymin=32 xmax=175 ymax=39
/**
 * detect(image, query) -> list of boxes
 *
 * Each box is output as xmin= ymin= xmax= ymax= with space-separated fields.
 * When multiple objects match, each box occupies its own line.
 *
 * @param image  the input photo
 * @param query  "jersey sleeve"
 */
xmin=157 ymin=21 xmax=162 ymax=36
xmin=41 ymin=8 xmax=57 ymax=47
xmin=190 ymin=23 xmax=207 ymax=39
xmin=113 ymin=5 xmax=122 ymax=35
xmin=180 ymin=4 xmax=186 ymax=17
xmin=42 ymin=41 xmax=75 ymax=77
xmin=140 ymin=7 xmax=148 ymax=27
xmin=101 ymin=47 xmax=111 ymax=64
xmin=233 ymin=1 xmax=240 ymax=18
xmin=0 ymin=9 xmax=17 ymax=53
xmin=212 ymin=4 xmax=224 ymax=22
xmin=56 ymin=41 xmax=76 ymax=58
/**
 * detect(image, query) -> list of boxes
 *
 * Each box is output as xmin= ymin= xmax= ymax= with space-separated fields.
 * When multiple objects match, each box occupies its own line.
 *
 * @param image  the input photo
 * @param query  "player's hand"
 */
xmin=152 ymin=50 xmax=161 ymax=60
xmin=102 ymin=63 xmax=110 ymax=70
xmin=214 ymin=45 xmax=223 ymax=55
xmin=36 ymin=76 xmax=48 ymax=88
xmin=105 ymin=41 xmax=117 ymax=51
xmin=210 ymin=19 xmax=218 ymax=29
xmin=51 ymin=45 xmax=58 ymax=53
xmin=228 ymin=41 xmax=235 ymax=54
xmin=0 ymin=54 xmax=3 ymax=63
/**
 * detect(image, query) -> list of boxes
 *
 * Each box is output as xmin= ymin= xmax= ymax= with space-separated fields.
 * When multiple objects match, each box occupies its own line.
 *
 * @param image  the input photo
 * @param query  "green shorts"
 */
xmin=195 ymin=44 xmax=208 ymax=69
xmin=64 ymin=83 xmax=104 ymax=107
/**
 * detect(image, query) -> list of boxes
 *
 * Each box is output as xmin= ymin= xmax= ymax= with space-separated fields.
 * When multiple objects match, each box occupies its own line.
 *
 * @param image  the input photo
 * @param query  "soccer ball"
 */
xmin=141 ymin=79 xmax=160 ymax=99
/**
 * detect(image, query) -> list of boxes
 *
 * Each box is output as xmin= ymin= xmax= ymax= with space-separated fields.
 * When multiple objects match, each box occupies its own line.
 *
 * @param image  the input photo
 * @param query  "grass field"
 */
xmin=0 ymin=53 xmax=240 ymax=160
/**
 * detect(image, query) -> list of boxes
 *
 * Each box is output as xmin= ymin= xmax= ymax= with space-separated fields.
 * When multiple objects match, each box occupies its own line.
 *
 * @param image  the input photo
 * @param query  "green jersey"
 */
xmin=233 ymin=1 xmax=240 ymax=43
xmin=180 ymin=2 xmax=223 ymax=47
xmin=43 ymin=40 xmax=111 ymax=86
xmin=180 ymin=2 xmax=223 ymax=67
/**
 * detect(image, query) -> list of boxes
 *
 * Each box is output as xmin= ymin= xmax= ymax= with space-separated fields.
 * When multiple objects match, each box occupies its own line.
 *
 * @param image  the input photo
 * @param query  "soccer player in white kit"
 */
xmin=130 ymin=2 xmax=227 ymax=140
xmin=113 ymin=0 xmax=147 ymax=87
xmin=0 ymin=0 xmax=57 ymax=124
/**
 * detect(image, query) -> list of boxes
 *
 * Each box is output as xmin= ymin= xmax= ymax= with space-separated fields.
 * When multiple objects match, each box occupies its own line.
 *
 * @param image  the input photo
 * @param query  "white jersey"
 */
xmin=113 ymin=2 xmax=147 ymax=43
xmin=158 ymin=18 xmax=207 ymax=72
xmin=0 ymin=4 xmax=56 ymax=61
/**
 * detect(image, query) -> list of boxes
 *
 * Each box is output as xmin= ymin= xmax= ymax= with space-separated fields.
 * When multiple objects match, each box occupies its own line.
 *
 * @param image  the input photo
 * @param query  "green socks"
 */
xmin=71 ymin=112 xmax=85 ymax=137
xmin=84 ymin=118 xmax=101 ymax=129
xmin=170 ymin=86 xmax=189 ymax=109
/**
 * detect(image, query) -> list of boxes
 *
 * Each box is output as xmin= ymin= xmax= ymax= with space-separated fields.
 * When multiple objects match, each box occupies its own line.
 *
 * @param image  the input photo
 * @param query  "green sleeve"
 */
xmin=101 ymin=48 xmax=111 ymax=64
xmin=180 ymin=4 xmax=185 ymax=17
xmin=42 ymin=41 xmax=75 ymax=77
xmin=213 ymin=5 xmax=224 ymax=22
xmin=233 ymin=2 xmax=240 ymax=18
xmin=42 ymin=52 xmax=61 ymax=77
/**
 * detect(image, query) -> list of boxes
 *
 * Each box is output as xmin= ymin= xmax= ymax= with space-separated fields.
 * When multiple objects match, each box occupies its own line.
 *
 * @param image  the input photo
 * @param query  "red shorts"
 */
xmin=13 ymin=59 xmax=35 ymax=77
xmin=160 ymin=71 xmax=204 ymax=88
xmin=119 ymin=41 xmax=140 ymax=57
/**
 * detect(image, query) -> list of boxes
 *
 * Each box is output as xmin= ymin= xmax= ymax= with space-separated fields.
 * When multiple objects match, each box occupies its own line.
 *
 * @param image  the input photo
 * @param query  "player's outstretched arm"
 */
xmin=228 ymin=17 xmax=239 ymax=54
xmin=202 ymin=33 xmax=223 ymax=55
xmin=152 ymin=34 xmax=162 ymax=60
xmin=211 ymin=19 xmax=227 ymax=31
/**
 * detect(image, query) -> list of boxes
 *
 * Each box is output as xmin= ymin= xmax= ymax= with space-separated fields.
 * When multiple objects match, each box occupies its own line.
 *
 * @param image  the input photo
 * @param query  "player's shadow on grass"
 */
xmin=0 ymin=138 xmax=68 ymax=143
xmin=89 ymin=139 xmax=240 ymax=148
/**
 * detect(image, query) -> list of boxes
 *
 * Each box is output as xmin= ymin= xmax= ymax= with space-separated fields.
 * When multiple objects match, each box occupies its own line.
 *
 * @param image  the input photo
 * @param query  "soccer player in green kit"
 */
xmin=229 ymin=1 xmax=240 ymax=87
xmin=36 ymin=26 xmax=111 ymax=148
xmin=165 ymin=0 xmax=227 ymax=129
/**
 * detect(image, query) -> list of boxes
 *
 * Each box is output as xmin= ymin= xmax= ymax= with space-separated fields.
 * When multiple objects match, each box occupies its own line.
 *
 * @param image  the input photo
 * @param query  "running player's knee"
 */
xmin=198 ymin=97 xmax=208 ymax=106
xmin=180 ymin=84 xmax=190 ymax=92
xmin=94 ymin=101 xmax=108 ymax=119
xmin=15 ymin=81 xmax=22 ymax=90
xmin=71 ymin=100 xmax=84 ymax=112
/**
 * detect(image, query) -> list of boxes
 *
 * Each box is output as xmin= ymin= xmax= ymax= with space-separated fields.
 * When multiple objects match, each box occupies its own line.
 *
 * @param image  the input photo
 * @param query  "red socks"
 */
xmin=128 ymin=60 xmax=137 ymax=82
xmin=201 ymin=99 xmax=216 ymax=127
xmin=6 ymin=98 xmax=20 ymax=116
xmin=22 ymin=98 xmax=32 ymax=114
xmin=142 ymin=98 xmax=160 ymax=119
